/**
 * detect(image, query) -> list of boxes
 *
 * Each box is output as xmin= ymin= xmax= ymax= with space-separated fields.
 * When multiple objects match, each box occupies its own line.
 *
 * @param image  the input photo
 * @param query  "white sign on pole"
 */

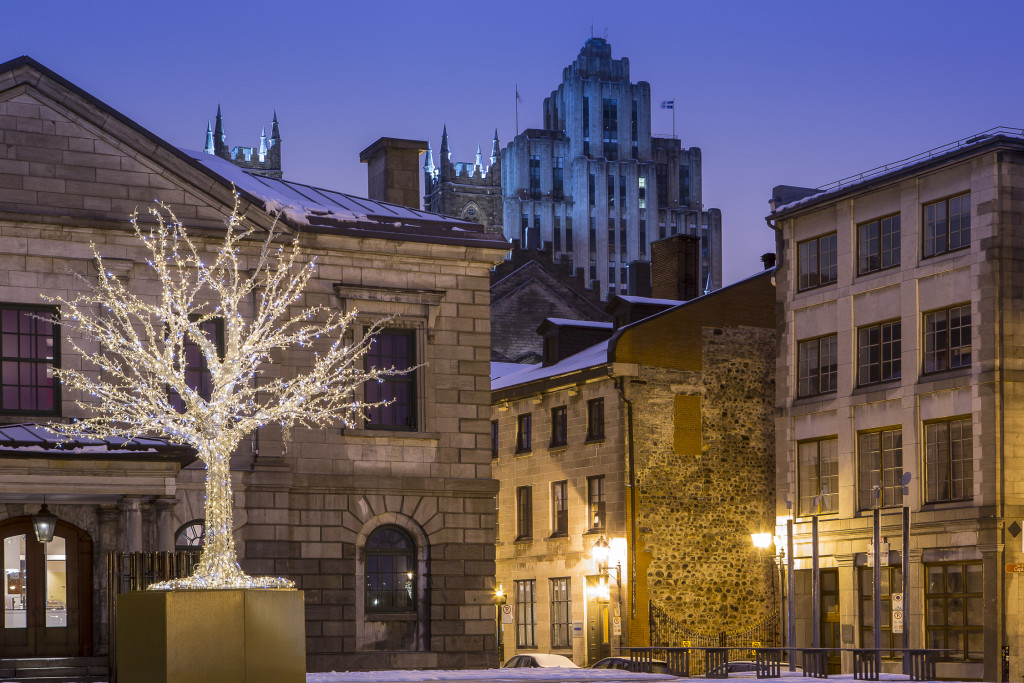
xmin=501 ymin=603 xmax=514 ymax=624
xmin=891 ymin=592 xmax=903 ymax=634
xmin=612 ymin=616 xmax=622 ymax=636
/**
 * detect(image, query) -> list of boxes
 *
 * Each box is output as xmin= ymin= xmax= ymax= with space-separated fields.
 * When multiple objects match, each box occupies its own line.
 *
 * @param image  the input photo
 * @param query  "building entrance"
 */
xmin=820 ymin=568 xmax=841 ymax=674
xmin=0 ymin=517 xmax=92 ymax=657
xmin=585 ymin=575 xmax=611 ymax=665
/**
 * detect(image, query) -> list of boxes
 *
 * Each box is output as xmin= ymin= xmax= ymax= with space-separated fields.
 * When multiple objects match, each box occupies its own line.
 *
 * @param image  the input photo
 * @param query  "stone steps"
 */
xmin=0 ymin=656 xmax=108 ymax=682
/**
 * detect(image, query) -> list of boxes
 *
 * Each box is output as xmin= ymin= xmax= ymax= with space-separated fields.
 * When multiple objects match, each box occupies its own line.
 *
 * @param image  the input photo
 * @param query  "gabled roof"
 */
xmin=0 ymin=56 xmax=509 ymax=252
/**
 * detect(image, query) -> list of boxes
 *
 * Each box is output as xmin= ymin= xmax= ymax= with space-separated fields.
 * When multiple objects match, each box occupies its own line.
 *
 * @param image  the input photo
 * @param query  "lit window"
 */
xmin=550 ymin=577 xmax=571 ymax=648
xmin=798 ymin=335 xmax=838 ymax=398
xmin=551 ymin=481 xmax=568 ymax=536
xmin=858 ymin=428 xmax=903 ymax=509
xmin=587 ymin=475 xmax=606 ymax=530
xmin=798 ymin=438 xmax=838 ymax=516
xmin=515 ymin=579 xmax=537 ymax=648
xmin=923 ymin=305 xmax=971 ymax=374
xmin=925 ymin=417 xmax=973 ymax=503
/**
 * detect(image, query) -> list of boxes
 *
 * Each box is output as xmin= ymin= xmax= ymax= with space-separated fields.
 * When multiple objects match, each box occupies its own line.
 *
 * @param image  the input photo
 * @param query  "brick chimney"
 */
xmin=651 ymin=234 xmax=701 ymax=301
xmin=359 ymin=137 xmax=428 ymax=209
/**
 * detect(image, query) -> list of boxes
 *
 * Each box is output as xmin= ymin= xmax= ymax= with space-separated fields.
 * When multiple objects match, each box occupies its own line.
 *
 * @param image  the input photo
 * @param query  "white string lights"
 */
xmin=46 ymin=197 xmax=405 ymax=590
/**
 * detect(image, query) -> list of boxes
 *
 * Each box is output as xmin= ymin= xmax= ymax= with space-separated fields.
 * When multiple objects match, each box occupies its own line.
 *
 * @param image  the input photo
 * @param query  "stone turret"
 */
xmin=203 ymin=107 xmax=282 ymax=179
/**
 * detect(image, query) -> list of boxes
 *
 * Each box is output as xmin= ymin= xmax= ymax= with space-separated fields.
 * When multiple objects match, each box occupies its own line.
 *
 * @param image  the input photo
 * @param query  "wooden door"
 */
xmin=0 ymin=517 xmax=92 ymax=657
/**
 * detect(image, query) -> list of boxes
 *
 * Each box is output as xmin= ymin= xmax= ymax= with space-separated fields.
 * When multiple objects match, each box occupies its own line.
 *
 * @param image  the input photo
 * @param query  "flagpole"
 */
xmin=515 ymin=84 xmax=520 ymax=136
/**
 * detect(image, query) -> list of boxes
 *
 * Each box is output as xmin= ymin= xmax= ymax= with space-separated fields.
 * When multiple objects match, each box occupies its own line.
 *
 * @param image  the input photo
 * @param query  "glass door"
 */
xmin=0 ymin=518 xmax=90 ymax=657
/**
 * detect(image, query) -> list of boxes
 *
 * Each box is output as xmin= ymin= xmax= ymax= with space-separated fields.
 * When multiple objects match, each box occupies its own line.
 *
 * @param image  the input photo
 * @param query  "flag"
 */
xmin=660 ymin=99 xmax=674 ymax=109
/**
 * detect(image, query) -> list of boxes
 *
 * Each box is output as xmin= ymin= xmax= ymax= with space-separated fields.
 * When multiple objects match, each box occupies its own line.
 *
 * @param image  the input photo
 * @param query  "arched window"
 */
xmin=174 ymin=520 xmax=205 ymax=550
xmin=365 ymin=525 xmax=415 ymax=613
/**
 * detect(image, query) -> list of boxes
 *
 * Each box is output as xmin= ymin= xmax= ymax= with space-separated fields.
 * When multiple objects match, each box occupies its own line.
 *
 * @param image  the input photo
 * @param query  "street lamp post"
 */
xmin=495 ymin=584 xmax=506 ymax=664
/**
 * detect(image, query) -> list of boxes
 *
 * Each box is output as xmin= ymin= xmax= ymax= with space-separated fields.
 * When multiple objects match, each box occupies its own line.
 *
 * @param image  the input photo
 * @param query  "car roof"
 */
xmin=529 ymin=653 xmax=579 ymax=667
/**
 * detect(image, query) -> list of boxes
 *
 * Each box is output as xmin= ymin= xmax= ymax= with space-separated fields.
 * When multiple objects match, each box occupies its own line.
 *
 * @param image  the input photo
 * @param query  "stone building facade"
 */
xmin=423 ymin=127 xmax=503 ymax=234
xmin=0 ymin=57 xmax=507 ymax=675
xmin=491 ymin=269 xmax=775 ymax=666
xmin=501 ymin=38 xmax=723 ymax=301
xmin=768 ymin=130 xmax=1024 ymax=681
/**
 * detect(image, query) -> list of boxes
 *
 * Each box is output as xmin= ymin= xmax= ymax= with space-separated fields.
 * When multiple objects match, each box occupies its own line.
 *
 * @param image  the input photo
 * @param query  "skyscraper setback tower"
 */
xmin=501 ymin=38 xmax=722 ymax=299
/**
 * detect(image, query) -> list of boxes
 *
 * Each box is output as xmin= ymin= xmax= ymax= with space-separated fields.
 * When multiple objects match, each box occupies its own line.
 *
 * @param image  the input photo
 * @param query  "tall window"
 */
xmin=858 ymin=214 xmax=901 ymax=275
xmin=923 ymin=305 xmax=971 ymax=374
xmin=491 ymin=419 xmax=499 ymax=459
xmin=607 ymin=174 xmax=615 ymax=209
xmin=515 ymin=579 xmax=537 ymax=648
xmin=550 ymin=405 xmax=567 ymax=447
xmin=553 ymin=157 xmax=564 ymax=200
xmin=521 ymin=213 xmax=528 ymax=247
xmin=925 ymin=417 xmax=973 ymax=503
xmin=551 ymin=480 xmax=568 ymax=536
xmin=0 ymin=305 xmax=58 ymax=414
xmin=589 ymin=218 xmax=597 ymax=257
xmin=797 ymin=233 xmax=838 ymax=291
xmin=365 ymin=526 xmax=415 ymax=612
xmin=858 ymin=428 xmax=903 ymax=509
xmin=516 ymin=486 xmax=533 ymax=540
xmin=639 ymin=219 xmax=646 ymax=253
xmin=925 ymin=562 xmax=983 ymax=660
xmin=550 ymin=578 xmax=571 ymax=648
xmin=798 ymin=438 xmax=838 ymax=516
xmin=859 ymin=566 xmax=904 ymax=657
xmin=656 ymin=163 xmax=668 ymax=208
xmin=798 ymin=335 xmax=838 ymax=398
xmin=630 ymin=100 xmax=639 ymax=159
xmin=582 ymin=97 xmax=590 ymax=156
xmin=638 ymin=177 xmax=647 ymax=209
xmin=620 ymin=176 xmax=627 ymax=210
xmin=516 ymin=413 xmax=532 ymax=452
xmin=587 ymin=475 xmax=606 ymax=530
xmin=587 ymin=398 xmax=605 ymax=440
xmin=553 ymin=216 xmax=562 ymax=252
xmin=169 ymin=317 xmax=224 ymax=413
xmin=924 ymin=193 xmax=971 ymax=258
xmin=602 ymin=98 xmax=618 ymax=160
xmin=566 ymin=217 xmax=573 ymax=253
xmin=529 ymin=155 xmax=541 ymax=198
xmin=858 ymin=321 xmax=900 ymax=386
xmin=588 ymin=173 xmax=595 ymax=206
xmin=365 ymin=329 xmax=416 ymax=429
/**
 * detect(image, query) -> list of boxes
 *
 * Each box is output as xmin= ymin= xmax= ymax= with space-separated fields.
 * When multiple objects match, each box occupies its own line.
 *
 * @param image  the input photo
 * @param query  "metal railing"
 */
xmin=649 ymin=602 xmax=780 ymax=652
xmin=623 ymin=646 xmax=940 ymax=680
xmin=106 ymin=550 xmax=200 ymax=683
xmin=814 ymin=127 xmax=1024 ymax=194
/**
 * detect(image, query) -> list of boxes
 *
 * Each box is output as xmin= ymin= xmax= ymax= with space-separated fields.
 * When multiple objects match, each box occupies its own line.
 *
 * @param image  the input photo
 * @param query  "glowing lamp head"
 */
xmin=33 ymin=503 xmax=58 ymax=543
xmin=592 ymin=535 xmax=610 ymax=568
xmin=751 ymin=532 xmax=772 ymax=549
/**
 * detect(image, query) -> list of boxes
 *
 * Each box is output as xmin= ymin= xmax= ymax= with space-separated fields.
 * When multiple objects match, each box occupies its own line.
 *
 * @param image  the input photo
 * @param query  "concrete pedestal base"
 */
xmin=116 ymin=589 xmax=305 ymax=683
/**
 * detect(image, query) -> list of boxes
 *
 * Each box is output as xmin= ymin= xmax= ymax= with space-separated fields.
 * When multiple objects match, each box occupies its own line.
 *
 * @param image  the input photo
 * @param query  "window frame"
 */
xmin=858 ymin=565 xmax=904 ymax=658
xmin=516 ymin=486 xmax=533 ymax=540
xmin=923 ymin=192 xmax=971 ymax=259
xmin=857 ymin=320 xmax=901 ymax=387
xmin=857 ymin=213 xmax=901 ymax=276
xmin=796 ymin=232 xmax=838 ymax=292
xmin=515 ymin=579 xmax=538 ymax=649
xmin=797 ymin=437 xmax=839 ymax=517
xmin=587 ymin=475 xmax=606 ymax=531
xmin=550 ymin=405 xmax=568 ymax=448
xmin=491 ymin=419 xmax=499 ymax=459
xmin=924 ymin=561 xmax=983 ymax=661
xmin=922 ymin=304 xmax=971 ymax=375
xmin=169 ymin=316 xmax=225 ymax=413
xmin=364 ymin=525 xmax=416 ymax=613
xmin=924 ymin=416 xmax=973 ymax=504
xmin=586 ymin=398 xmax=605 ymax=441
xmin=857 ymin=427 xmax=903 ymax=510
xmin=551 ymin=480 xmax=568 ymax=537
xmin=0 ymin=303 xmax=60 ymax=416
xmin=550 ymin=577 xmax=571 ymax=649
xmin=364 ymin=327 xmax=418 ymax=430
xmin=516 ymin=413 xmax=532 ymax=453
xmin=797 ymin=334 xmax=838 ymax=398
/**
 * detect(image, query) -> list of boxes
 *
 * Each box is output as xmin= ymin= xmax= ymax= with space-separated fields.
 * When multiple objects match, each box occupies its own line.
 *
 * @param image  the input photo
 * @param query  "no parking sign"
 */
xmin=501 ymin=603 xmax=514 ymax=624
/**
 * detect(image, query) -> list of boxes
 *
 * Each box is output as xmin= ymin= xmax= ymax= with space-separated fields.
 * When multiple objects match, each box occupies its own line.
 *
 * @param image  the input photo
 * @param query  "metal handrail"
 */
xmin=814 ymin=127 xmax=1024 ymax=194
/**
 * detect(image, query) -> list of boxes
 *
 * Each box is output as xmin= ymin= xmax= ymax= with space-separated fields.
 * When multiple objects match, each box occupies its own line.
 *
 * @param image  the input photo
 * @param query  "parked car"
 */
xmin=503 ymin=653 xmax=579 ymax=668
xmin=591 ymin=656 xmax=673 ymax=675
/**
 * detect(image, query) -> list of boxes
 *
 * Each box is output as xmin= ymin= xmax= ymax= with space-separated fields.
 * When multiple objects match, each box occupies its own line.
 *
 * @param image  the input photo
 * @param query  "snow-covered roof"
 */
xmin=184 ymin=151 xmax=509 ymax=250
xmin=491 ymin=340 xmax=610 ymax=391
xmin=613 ymin=295 xmax=683 ymax=307
xmin=0 ymin=423 xmax=194 ymax=461
xmin=491 ymin=362 xmax=529 ymax=380
xmin=542 ymin=318 xmax=613 ymax=329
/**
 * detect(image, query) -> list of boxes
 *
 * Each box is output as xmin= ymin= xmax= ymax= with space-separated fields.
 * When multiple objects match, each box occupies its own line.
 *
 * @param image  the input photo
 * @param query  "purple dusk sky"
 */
xmin=7 ymin=0 xmax=1024 ymax=285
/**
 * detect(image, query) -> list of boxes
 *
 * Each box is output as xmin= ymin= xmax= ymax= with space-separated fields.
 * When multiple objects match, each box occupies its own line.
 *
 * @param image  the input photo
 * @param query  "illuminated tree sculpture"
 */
xmin=46 ymin=199 xmax=403 ymax=589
